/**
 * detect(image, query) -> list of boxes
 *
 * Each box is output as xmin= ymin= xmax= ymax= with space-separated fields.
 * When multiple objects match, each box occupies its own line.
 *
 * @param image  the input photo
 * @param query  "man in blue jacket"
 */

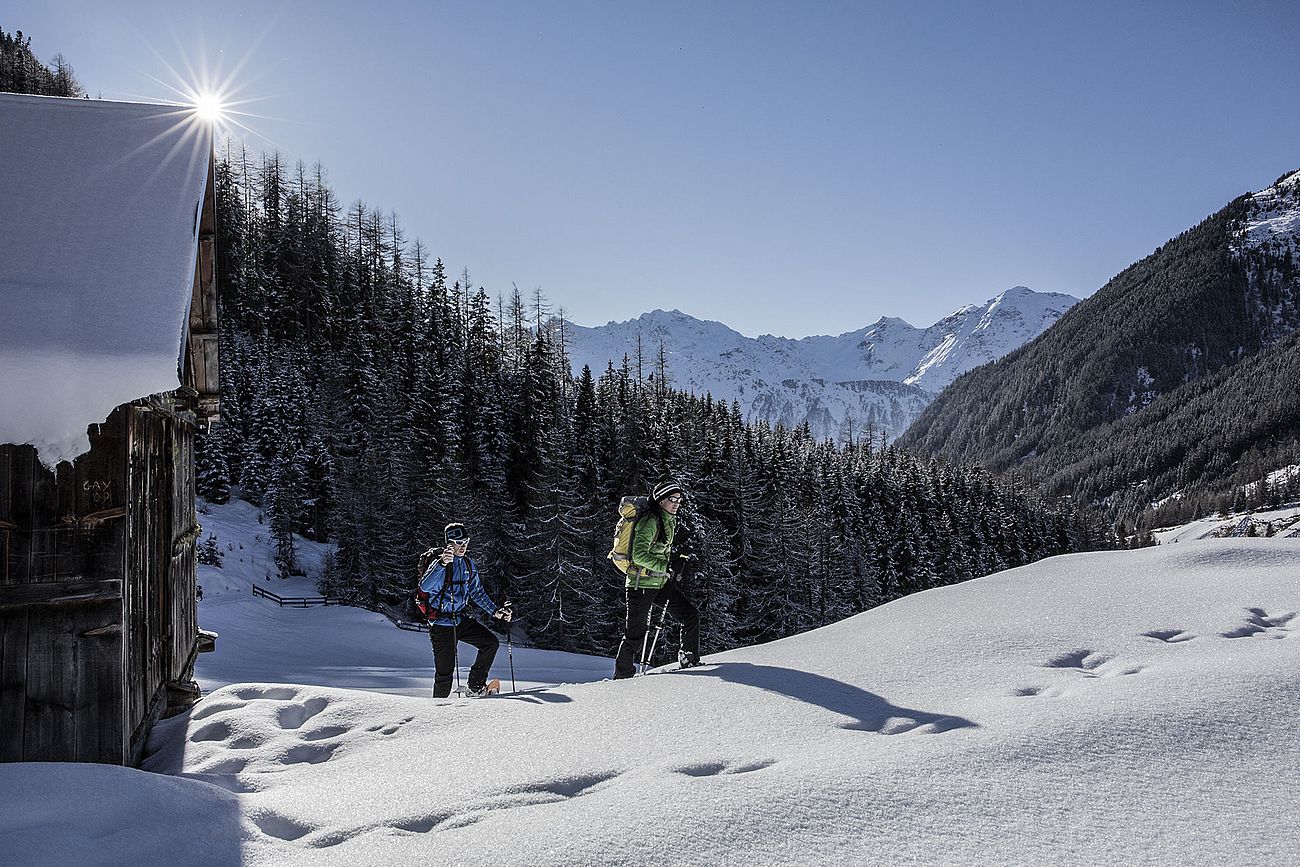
xmin=417 ymin=522 xmax=511 ymax=697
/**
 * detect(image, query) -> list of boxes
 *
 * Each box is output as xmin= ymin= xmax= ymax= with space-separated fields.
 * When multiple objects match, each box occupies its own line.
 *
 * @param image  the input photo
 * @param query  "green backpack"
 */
xmin=607 ymin=496 xmax=661 ymax=575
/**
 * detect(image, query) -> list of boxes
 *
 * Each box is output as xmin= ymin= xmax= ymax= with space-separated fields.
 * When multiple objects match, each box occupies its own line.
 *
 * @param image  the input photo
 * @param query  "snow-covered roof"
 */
xmin=0 ymin=93 xmax=213 ymax=465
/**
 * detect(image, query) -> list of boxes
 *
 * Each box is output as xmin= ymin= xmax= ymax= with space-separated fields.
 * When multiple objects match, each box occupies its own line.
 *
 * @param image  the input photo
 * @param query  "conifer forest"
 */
xmin=0 ymin=26 xmax=84 ymax=98
xmin=201 ymin=147 xmax=1110 ymax=657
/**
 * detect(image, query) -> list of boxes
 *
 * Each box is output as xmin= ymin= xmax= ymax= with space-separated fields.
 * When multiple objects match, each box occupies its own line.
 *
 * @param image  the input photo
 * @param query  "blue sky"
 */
xmin=9 ymin=1 xmax=1299 ymax=337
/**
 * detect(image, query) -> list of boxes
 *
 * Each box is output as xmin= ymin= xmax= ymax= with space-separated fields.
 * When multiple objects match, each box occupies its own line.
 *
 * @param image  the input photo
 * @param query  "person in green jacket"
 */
xmin=612 ymin=480 xmax=701 ymax=678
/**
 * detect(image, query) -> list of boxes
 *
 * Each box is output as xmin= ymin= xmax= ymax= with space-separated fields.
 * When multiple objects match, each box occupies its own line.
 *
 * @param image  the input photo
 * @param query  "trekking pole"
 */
xmin=636 ymin=602 xmax=656 ymax=674
xmin=452 ymin=614 xmax=462 ymax=697
xmin=644 ymin=603 xmax=669 ymax=671
xmin=639 ymin=601 xmax=670 ymax=674
xmin=505 ymin=601 xmax=516 ymax=693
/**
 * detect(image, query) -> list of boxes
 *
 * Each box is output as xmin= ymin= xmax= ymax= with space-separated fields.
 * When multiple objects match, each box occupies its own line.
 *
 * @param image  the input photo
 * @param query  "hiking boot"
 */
xmin=678 ymin=651 xmax=702 ymax=669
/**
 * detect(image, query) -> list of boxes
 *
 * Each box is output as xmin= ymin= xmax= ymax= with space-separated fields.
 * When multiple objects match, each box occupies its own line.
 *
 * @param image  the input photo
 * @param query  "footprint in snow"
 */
xmin=300 ymin=725 xmax=350 ymax=742
xmin=1042 ymin=650 xmax=1144 ymax=679
xmin=250 ymin=811 xmax=314 ymax=842
xmin=230 ymin=685 xmax=299 ymax=702
xmin=1143 ymin=629 xmax=1196 ymax=643
xmin=275 ymin=696 xmax=330 ymax=730
xmin=1009 ymin=686 xmax=1064 ymax=699
xmin=190 ymin=720 xmax=234 ymax=743
xmin=1221 ymin=607 xmax=1296 ymax=639
xmin=672 ymin=758 xmax=776 ymax=778
xmin=363 ymin=716 xmax=413 ymax=737
xmin=190 ymin=699 xmax=248 ymax=721
xmin=281 ymin=742 xmax=340 ymax=765
xmin=306 ymin=770 xmax=624 ymax=848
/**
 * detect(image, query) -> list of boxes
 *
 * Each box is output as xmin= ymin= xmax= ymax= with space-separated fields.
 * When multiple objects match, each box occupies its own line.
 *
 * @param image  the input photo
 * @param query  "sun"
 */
xmin=192 ymin=92 xmax=226 ymax=123
xmin=133 ymin=37 xmax=279 ymax=150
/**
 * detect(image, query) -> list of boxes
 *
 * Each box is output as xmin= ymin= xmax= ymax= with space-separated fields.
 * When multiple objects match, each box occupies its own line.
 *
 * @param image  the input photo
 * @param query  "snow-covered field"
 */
xmin=1154 ymin=504 xmax=1300 ymax=545
xmin=2 ymin=500 xmax=1298 ymax=865
xmin=195 ymin=497 xmax=611 ymax=696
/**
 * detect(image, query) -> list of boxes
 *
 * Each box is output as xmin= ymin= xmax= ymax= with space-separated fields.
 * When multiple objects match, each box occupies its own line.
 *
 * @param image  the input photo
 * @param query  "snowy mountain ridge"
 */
xmin=1235 ymin=168 xmax=1300 ymax=259
xmin=563 ymin=286 xmax=1078 ymax=441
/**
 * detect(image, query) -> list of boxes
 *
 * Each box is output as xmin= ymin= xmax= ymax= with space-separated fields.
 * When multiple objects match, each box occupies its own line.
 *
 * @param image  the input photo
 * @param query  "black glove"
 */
xmin=670 ymin=552 xmax=695 ymax=578
xmin=493 ymin=604 xmax=513 ymax=623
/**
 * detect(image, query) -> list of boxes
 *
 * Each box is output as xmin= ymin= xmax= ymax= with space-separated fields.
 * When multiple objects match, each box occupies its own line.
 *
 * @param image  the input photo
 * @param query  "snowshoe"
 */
xmin=465 ymin=678 xmax=501 ymax=698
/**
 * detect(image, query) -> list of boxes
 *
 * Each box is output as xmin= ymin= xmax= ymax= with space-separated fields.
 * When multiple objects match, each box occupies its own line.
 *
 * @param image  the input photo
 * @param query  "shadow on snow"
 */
xmin=672 ymin=662 xmax=978 ymax=734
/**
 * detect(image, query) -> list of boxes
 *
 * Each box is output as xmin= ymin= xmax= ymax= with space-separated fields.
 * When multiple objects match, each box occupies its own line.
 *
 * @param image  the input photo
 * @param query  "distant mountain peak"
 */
xmin=565 ymin=286 xmax=1077 ymax=441
xmin=1237 ymin=168 xmax=1300 ymax=258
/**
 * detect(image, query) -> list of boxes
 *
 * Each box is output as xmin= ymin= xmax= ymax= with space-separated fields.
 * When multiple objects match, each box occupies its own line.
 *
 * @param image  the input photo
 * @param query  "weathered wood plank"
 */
xmin=14 ymin=444 xmax=67 ymax=583
xmin=198 ymin=237 xmax=217 ymax=328
xmin=23 ymin=600 xmax=78 ymax=760
xmin=125 ymin=407 xmax=146 ymax=729
xmin=0 ymin=446 xmax=11 ymax=586
xmin=6 ymin=447 xmax=35 ymax=583
xmin=0 ymin=580 xmax=122 ymax=608
xmin=0 ymin=446 xmax=12 ymax=528
xmin=124 ymin=404 xmax=172 ymax=733
xmin=75 ymin=603 xmax=125 ymax=763
xmin=0 ymin=526 xmax=10 ymax=587
xmin=0 ymin=606 xmax=26 ymax=760
xmin=30 ymin=527 xmax=78 ymax=584
xmin=201 ymin=334 xmax=220 ymax=395
xmin=28 ymin=445 xmax=60 ymax=530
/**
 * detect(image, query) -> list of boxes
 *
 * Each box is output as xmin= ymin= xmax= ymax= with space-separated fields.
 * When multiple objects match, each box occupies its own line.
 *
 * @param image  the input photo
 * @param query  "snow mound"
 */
xmin=3 ymin=539 xmax=1298 ymax=865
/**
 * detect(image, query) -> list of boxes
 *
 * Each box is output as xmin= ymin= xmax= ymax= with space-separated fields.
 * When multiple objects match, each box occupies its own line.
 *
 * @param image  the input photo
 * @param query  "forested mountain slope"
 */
xmin=898 ymin=170 xmax=1300 ymax=522
xmin=1037 ymin=327 xmax=1300 ymax=528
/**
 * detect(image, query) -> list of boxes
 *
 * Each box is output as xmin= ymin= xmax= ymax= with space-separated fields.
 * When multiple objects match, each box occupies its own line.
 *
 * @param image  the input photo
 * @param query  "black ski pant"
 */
xmin=613 ymin=580 xmax=700 ymax=679
xmin=429 ymin=618 xmax=499 ymax=697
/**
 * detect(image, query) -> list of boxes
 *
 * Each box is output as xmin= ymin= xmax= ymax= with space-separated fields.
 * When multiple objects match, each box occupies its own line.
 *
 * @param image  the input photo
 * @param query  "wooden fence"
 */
xmin=248 ymin=584 xmax=428 ymax=632
xmin=249 ymin=584 xmax=338 ymax=608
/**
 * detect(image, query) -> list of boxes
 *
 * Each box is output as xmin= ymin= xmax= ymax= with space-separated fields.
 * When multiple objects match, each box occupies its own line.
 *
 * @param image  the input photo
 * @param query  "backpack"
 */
xmin=413 ymin=551 xmax=474 ymax=622
xmin=607 ymin=496 xmax=661 ymax=575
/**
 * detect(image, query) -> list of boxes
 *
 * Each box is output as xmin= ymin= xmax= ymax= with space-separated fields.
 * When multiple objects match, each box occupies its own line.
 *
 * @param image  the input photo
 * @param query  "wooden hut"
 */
xmin=0 ymin=93 xmax=219 ymax=765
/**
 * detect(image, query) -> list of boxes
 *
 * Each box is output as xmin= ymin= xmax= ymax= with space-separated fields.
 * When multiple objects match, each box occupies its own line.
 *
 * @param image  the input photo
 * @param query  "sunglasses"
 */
xmin=666 ymin=495 xmax=684 ymax=504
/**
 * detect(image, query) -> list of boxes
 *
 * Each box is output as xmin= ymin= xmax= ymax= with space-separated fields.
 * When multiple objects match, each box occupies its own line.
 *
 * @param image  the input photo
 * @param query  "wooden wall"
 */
xmin=0 ymin=400 xmax=199 ymax=765
xmin=123 ymin=401 xmax=199 ymax=761
xmin=186 ymin=155 xmax=220 ymax=425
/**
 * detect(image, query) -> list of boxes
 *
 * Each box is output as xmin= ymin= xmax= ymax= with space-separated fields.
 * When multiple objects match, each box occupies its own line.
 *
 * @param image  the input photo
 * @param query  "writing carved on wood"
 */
xmin=83 ymin=480 xmax=113 ymax=508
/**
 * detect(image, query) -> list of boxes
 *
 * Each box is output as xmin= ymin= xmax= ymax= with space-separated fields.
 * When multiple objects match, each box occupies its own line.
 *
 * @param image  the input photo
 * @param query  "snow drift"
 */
xmin=2 ymin=537 xmax=1297 ymax=865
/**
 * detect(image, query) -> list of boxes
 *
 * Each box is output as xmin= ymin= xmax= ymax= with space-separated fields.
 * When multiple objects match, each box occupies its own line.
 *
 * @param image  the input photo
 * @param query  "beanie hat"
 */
xmin=652 ymin=480 xmax=684 ymax=502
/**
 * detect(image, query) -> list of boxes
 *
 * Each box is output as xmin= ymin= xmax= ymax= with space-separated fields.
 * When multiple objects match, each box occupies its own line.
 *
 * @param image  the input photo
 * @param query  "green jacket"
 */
xmin=627 ymin=508 xmax=676 ymax=590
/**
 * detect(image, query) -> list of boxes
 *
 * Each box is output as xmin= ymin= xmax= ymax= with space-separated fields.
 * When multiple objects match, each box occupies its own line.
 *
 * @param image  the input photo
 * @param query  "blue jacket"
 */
xmin=418 ymin=555 xmax=498 ymax=627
